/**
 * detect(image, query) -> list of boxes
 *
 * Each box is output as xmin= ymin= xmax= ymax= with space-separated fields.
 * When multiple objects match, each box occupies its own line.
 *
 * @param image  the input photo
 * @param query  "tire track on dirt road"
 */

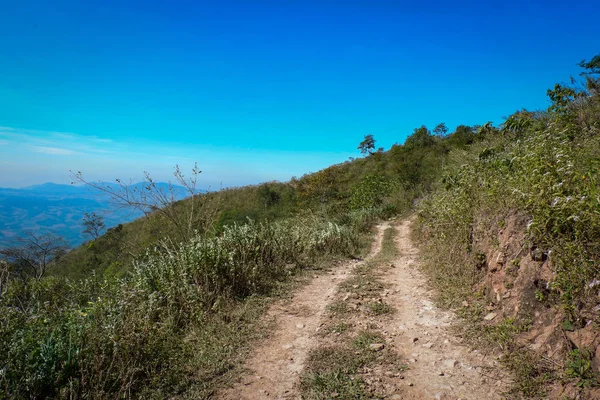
xmin=219 ymin=223 xmax=388 ymax=400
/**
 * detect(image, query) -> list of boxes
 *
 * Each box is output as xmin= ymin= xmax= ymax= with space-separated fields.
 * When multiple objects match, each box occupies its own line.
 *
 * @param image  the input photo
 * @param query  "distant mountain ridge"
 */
xmin=0 ymin=182 xmax=188 ymax=249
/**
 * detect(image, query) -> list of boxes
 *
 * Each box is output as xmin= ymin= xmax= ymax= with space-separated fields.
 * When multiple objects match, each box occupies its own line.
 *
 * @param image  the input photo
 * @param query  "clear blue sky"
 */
xmin=0 ymin=0 xmax=598 ymax=188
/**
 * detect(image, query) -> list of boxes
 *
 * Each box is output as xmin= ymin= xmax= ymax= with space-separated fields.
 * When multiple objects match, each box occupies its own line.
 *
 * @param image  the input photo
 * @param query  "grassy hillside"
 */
xmin=53 ymin=119 xmax=486 ymax=281
xmin=3 ymin=54 xmax=598 ymax=399
xmin=1 ymin=215 xmax=361 ymax=398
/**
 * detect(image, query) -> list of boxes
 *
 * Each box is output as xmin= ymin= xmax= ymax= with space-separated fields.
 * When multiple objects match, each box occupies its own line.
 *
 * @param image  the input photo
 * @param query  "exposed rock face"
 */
xmin=471 ymin=213 xmax=600 ymax=395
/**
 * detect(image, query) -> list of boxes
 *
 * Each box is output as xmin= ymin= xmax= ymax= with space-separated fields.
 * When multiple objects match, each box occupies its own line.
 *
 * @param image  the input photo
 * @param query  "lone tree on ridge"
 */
xmin=358 ymin=134 xmax=376 ymax=155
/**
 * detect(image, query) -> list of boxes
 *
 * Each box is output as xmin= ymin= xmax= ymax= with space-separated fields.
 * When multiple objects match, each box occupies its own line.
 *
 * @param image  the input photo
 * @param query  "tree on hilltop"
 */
xmin=433 ymin=123 xmax=448 ymax=138
xmin=358 ymin=134 xmax=376 ymax=155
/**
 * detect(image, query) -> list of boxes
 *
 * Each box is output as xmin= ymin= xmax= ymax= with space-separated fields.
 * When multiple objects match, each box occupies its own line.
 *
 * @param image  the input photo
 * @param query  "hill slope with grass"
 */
xmin=1 ymin=54 xmax=600 ymax=399
xmin=52 ymin=122 xmax=479 ymax=280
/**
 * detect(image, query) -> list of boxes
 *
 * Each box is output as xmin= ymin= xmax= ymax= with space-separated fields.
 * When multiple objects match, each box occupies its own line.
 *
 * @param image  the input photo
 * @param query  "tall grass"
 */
xmin=0 ymin=215 xmax=357 ymax=399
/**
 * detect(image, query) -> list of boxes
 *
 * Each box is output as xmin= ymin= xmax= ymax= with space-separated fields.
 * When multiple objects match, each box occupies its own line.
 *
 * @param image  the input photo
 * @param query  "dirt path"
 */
xmin=220 ymin=219 xmax=510 ymax=399
xmin=381 ymin=218 xmax=510 ymax=399
xmin=219 ymin=223 xmax=389 ymax=399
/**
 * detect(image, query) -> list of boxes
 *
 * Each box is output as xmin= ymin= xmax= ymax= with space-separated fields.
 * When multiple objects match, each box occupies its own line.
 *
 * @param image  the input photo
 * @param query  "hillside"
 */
xmin=52 ymin=121 xmax=483 ymax=280
xmin=0 ymin=120 xmax=483 ymax=398
xmin=1 ymin=55 xmax=600 ymax=399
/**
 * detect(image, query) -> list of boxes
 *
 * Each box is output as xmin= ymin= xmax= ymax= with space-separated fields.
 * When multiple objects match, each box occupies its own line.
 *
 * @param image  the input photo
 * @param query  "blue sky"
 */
xmin=0 ymin=0 xmax=598 ymax=188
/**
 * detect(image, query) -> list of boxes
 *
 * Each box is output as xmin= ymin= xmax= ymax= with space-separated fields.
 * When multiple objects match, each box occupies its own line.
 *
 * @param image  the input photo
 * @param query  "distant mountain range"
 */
xmin=0 ymin=182 xmax=189 ymax=249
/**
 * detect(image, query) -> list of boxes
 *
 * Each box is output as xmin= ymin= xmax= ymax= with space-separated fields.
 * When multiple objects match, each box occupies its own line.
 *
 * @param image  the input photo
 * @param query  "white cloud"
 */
xmin=29 ymin=146 xmax=76 ymax=155
xmin=0 ymin=126 xmax=115 ymax=156
xmin=50 ymin=132 xmax=78 ymax=140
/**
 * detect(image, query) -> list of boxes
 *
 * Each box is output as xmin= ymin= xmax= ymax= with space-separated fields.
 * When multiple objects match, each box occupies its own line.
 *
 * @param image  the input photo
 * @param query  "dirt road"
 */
xmin=219 ymin=219 xmax=509 ymax=399
xmin=379 ymin=218 xmax=509 ymax=399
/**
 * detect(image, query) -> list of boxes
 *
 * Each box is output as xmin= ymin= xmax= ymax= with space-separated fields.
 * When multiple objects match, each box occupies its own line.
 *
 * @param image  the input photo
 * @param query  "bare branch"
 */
xmin=70 ymin=163 xmax=218 ymax=243
xmin=0 ymin=232 xmax=68 ymax=280
xmin=83 ymin=212 xmax=106 ymax=240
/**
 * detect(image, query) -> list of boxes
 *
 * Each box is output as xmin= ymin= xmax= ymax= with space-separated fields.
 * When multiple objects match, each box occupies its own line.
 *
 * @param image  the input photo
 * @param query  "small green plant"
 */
xmin=566 ymin=349 xmax=597 ymax=387
xmin=367 ymin=301 xmax=393 ymax=315
xmin=329 ymin=322 xmax=350 ymax=334
xmin=352 ymin=330 xmax=384 ymax=350
xmin=484 ymin=317 xmax=531 ymax=348
xmin=327 ymin=300 xmax=350 ymax=317
xmin=302 ymin=371 xmax=367 ymax=399
xmin=300 ymin=345 xmax=372 ymax=399
xmin=502 ymin=350 xmax=554 ymax=398
xmin=562 ymin=319 xmax=575 ymax=332
xmin=506 ymin=259 xmax=520 ymax=277
xmin=475 ymin=252 xmax=487 ymax=269
xmin=535 ymin=290 xmax=545 ymax=302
